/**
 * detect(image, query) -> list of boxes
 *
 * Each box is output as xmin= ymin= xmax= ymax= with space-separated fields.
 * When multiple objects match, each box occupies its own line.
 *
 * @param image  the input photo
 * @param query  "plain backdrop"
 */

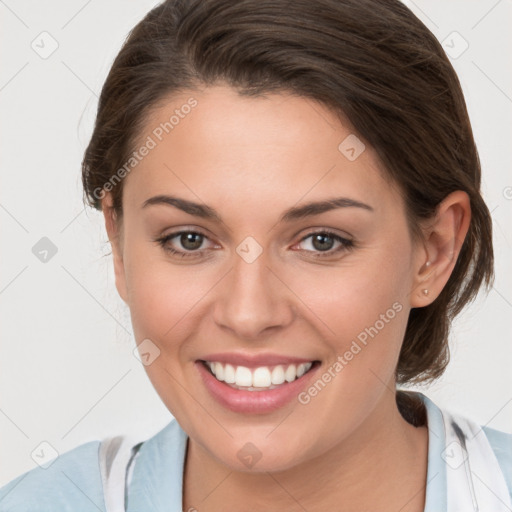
xmin=1 ymin=0 xmax=511 ymax=486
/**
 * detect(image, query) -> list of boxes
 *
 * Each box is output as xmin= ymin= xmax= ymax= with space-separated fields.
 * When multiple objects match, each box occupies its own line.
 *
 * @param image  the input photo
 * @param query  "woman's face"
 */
xmin=107 ymin=85 xmax=427 ymax=472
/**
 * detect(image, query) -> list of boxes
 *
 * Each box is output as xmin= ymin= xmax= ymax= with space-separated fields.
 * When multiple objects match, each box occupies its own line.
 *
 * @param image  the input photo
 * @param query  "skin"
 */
xmin=102 ymin=85 xmax=471 ymax=511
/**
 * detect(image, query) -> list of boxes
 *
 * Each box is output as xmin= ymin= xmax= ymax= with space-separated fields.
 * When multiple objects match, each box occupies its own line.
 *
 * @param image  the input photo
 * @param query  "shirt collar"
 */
xmin=416 ymin=391 xmax=448 ymax=512
xmin=127 ymin=391 xmax=446 ymax=512
xmin=126 ymin=417 xmax=187 ymax=512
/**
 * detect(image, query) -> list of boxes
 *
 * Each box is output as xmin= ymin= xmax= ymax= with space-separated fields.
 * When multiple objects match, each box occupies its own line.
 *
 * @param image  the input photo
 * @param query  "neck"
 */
xmin=182 ymin=391 xmax=428 ymax=512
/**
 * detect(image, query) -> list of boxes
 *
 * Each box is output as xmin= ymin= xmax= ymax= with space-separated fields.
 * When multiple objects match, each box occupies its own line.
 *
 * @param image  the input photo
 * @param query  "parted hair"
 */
xmin=82 ymin=0 xmax=494 ymax=386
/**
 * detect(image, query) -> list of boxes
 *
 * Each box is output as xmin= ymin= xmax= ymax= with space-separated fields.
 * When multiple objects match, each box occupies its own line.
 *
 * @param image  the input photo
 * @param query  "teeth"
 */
xmin=271 ymin=365 xmax=285 ymax=385
xmin=205 ymin=361 xmax=314 ymax=389
xmin=285 ymin=364 xmax=297 ymax=382
xmin=235 ymin=366 xmax=252 ymax=387
xmin=214 ymin=362 xmax=224 ymax=381
xmin=253 ymin=367 xmax=271 ymax=387
xmin=297 ymin=363 xmax=308 ymax=378
xmin=224 ymin=363 xmax=236 ymax=384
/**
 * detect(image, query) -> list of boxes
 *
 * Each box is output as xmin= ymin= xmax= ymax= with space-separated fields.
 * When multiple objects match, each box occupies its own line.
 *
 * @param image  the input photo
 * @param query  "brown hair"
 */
xmin=82 ymin=0 xmax=494 ymax=386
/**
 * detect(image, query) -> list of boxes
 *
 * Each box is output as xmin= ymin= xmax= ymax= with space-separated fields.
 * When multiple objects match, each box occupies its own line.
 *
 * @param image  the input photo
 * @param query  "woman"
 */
xmin=1 ymin=0 xmax=510 ymax=510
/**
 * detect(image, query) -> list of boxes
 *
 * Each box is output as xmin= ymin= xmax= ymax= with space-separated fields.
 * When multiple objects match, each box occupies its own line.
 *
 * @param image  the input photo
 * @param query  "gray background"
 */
xmin=1 ymin=0 xmax=511 ymax=485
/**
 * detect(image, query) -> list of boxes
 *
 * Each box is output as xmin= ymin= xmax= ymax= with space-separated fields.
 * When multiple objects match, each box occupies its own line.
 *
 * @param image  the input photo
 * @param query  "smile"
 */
xmin=202 ymin=360 xmax=315 ymax=391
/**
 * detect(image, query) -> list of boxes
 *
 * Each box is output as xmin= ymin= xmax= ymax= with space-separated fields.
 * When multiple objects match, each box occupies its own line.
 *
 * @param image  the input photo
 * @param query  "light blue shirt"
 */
xmin=1 ymin=392 xmax=511 ymax=511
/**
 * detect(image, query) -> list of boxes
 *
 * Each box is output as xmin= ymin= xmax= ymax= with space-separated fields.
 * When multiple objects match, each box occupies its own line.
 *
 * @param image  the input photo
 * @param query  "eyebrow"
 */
xmin=142 ymin=194 xmax=374 ymax=222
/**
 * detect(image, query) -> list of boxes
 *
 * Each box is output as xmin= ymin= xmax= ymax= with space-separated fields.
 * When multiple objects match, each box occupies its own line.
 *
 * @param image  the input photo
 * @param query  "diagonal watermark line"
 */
xmin=163 ymin=266 xmax=234 ymax=338
xmin=472 ymin=61 xmax=512 ymax=104
xmin=397 ymin=472 xmax=439 ymax=512
xmin=265 ymin=473 xmax=310 ymax=511
xmin=492 ymin=287 xmax=512 ymax=309
xmin=369 ymin=368 xmax=439 ymax=439
xmin=0 ymin=0 xmax=29 ymax=28
xmin=156 ymin=363 xmax=234 ymax=438
xmin=0 ymin=408 xmax=30 ymax=439
xmin=0 ymin=203 xmax=29 ymax=233
xmin=61 ymin=61 xmax=98 ymax=98
xmin=265 ymin=266 xmax=336 ymax=336
xmin=408 ymin=1 xmax=439 ymax=29
xmin=265 ymin=407 xmax=295 ymax=438
xmin=0 ymin=62 xmax=29 ymax=92
xmin=368 ymin=367 xmax=395 ymax=394
xmin=0 ymin=265 xmax=28 ymax=295
xmin=61 ymin=265 xmax=131 ymax=334
xmin=304 ymin=97 xmax=340 ymax=132
xmin=60 ymin=207 xmax=86 ymax=233
xmin=163 ymin=162 xmax=232 ymax=234
xmin=266 ymin=164 xmax=337 ymax=234
xmin=471 ymin=0 xmax=503 ymax=30
xmin=61 ymin=369 xmax=131 ymax=439
xmin=61 ymin=471 xmax=104 ymax=511
xmin=0 ymin=473 xmax=28 ymax=504
xmin=472 ymin=471 xmax=512 ymax=511
xmin=194 ymin=469 xmax=233 ymax=507
xmin=468 ymin=396 xmax=512 ymax=442
xmin=61 ymin=0 xmax=94 ymax=29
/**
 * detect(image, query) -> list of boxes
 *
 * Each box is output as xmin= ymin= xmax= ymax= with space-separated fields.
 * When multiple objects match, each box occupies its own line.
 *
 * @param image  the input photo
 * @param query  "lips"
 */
xmin=195 ymin=356 xmax=322 ymax=414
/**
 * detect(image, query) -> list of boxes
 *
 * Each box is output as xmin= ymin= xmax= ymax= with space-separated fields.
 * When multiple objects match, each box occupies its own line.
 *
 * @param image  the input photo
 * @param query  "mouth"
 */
xmin=195 ymin=360 xmax=321 ymax=414
xmin=199 ymin=359 xmax=321 ymax=391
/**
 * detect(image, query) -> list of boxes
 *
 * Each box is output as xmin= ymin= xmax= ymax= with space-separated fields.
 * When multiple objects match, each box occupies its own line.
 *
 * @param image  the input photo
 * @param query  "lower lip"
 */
xmin=195 ymin=361 xmax=321 ymax=414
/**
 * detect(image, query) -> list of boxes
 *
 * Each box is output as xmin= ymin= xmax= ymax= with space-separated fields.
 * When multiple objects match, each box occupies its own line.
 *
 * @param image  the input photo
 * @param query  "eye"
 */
xmin=295 ymin=230 xmax=354 ymax=257
xmin=154 ymin=228 xmax=354 ymax=261
xmin=154 ymin=230 xmax=217 ymax=258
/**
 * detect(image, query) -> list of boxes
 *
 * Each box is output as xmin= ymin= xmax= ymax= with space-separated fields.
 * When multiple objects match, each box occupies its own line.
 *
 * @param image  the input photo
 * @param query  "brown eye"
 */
xmin=311 ymin=233 xmax=335 ymax=251
xmin=296 ymin=230 xmax=354 ymax=258
xmin=179 ymin=232 xmax=204 ymax=251
xmin=155 ymin=230 xmax=214 ymax=259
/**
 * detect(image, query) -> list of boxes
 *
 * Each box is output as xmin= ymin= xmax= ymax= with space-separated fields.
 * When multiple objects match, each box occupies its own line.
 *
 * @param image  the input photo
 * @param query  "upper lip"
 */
xmin=199 ymin=352 xmax=318 ymax=368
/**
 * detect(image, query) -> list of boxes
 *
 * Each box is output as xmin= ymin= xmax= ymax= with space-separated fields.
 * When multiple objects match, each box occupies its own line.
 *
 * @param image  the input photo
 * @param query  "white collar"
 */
xmin=99 ymin=391 xmax=512 ymax=512
xmin=419 ymin=391 xmax=512 ymax=512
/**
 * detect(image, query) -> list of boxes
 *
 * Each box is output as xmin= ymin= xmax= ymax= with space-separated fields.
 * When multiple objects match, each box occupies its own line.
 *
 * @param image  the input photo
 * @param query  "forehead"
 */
xmin=122 ymin=85 xmax=401 ymax=217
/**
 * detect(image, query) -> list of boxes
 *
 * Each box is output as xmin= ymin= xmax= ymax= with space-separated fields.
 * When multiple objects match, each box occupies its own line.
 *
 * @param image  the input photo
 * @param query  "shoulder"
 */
xmin=0 ymin=440 xmax=106 ymax=512
xmin=413 ymin=391 xmax=512 ymax=504
xmin=482 ymin=424 xmax=512 ymax=499
xmin=0 ymin=421 xmax=183 ymax=512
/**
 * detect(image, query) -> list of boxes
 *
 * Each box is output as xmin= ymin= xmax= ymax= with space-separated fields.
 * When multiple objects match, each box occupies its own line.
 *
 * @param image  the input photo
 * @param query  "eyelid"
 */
xmin=292 ymin=229 xmax=354 ymax=255
xmin=295 ymin=226 xmax=353 ymax=242
xmin=156 ymin=229 xmax=218 ymax=252
xmin=156 ymin=227 xmax=354 ymax=259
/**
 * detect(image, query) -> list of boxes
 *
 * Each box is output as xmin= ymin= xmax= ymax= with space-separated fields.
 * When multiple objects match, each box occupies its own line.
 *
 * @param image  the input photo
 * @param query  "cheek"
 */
xmin=127 ymin=267 xmax=208 ymax=344
xmin=288 ymin=247 xmax=410 ymax=335
xmin=281 ymin=240 xmax=412 ymax=379
xmin=122 ymin=237 xmax=206 ymax=343
xmin=282 ymin=259 xmax=410 ymax=441
xmin=123 ymin=246 xmax=210 ymax=410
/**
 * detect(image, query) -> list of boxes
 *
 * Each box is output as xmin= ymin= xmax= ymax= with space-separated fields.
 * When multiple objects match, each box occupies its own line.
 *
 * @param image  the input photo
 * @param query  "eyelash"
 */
xmin=155 ymin=229 xmax=355 ymax=260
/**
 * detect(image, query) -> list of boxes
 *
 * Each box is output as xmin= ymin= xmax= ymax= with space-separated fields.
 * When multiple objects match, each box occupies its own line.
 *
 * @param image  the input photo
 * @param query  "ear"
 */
xmin=410 ymin=190 xmax=471 ymax=307
xmin=101 ymin=193 xmax=128 ymax=304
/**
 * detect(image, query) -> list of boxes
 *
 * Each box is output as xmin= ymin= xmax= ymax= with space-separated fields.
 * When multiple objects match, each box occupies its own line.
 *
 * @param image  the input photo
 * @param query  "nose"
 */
xmin=213 ymin=249 xmax=293 ymax=340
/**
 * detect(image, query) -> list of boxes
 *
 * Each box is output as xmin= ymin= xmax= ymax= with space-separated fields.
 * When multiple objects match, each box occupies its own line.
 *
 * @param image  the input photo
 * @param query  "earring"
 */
xmin=422 ymin=289 xmax=429 ymax=296
xmin=425 ymin=260 xmax=431 ymax=268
